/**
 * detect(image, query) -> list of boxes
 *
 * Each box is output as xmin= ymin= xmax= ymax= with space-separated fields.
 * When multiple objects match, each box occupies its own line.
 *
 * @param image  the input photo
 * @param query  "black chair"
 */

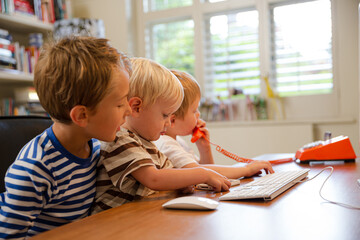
xmin=0 ymin=115 xmax=53 ymax=192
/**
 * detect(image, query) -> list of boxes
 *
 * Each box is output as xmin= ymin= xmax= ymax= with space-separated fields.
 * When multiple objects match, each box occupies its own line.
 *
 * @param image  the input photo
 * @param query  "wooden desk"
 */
xmin=32 ymin=160 xmax=360 ymax=240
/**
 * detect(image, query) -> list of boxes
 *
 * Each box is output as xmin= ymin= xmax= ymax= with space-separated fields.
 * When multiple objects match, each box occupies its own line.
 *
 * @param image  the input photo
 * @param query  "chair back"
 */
xmin=0 ymin=116 xmax=53 ymax=192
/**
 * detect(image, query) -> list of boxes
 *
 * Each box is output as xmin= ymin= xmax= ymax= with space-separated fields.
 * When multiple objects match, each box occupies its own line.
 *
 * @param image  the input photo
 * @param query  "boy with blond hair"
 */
xmin=91 ymin=58 xmax=230 ymax=214
xmin=0 ymin=37 xmax=132 ymax=238
xmin=154 ymin=69 xmax=274 ymax=179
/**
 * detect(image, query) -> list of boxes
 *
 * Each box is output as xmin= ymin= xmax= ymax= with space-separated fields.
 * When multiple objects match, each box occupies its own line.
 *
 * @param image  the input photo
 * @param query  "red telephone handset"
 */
xmin=191 ymin=127 xmax=205 ymax=143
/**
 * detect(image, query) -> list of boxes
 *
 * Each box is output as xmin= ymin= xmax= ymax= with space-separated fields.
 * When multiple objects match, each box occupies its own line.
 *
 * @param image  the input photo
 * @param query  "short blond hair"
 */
xmin=129 ymin=58 xmax=183 ymax=109
xmin=171 ymin=70 xmax=201 ymax=119
xmin=34 ymin=36 xmax=131 ymax=123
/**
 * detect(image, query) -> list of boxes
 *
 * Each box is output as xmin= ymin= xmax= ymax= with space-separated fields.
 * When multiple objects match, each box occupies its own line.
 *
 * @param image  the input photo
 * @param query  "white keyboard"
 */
xmin=219 ymin=169 xmax=310 ymax=201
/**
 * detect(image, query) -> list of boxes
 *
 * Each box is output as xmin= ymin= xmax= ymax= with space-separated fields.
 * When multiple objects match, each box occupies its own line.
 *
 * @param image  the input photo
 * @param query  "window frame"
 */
xmin=135 ymin=0 xmax=340 ymax=121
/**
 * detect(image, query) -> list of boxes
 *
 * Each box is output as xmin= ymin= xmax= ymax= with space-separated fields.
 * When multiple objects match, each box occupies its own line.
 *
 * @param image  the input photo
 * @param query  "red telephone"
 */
xmin=191 ymin=127 xmax=293 ymax=164
xmin=191 ymin=127 xmax=206 ymax=143
xmin=295 ymin=135 xmax=356 ymax=163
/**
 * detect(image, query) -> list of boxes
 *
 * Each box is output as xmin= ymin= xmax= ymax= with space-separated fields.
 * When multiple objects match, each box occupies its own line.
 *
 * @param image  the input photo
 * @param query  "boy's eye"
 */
xmin=163 ymin=114 xmax=169 ymax=118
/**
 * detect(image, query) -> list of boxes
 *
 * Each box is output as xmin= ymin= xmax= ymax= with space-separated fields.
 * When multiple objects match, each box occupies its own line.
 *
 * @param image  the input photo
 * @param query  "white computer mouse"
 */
xmin=162 ymin=196 xmax=219 ymax=210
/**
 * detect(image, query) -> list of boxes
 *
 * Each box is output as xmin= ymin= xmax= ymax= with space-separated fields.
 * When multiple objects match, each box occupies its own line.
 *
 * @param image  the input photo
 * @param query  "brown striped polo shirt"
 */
xmin=91 ymin=128 xmax=173 ymax=215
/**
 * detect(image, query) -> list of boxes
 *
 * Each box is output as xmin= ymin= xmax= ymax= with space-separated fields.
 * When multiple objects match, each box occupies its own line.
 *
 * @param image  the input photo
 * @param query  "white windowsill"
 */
xmin=207 ymin=117 xmax=356 ymax=128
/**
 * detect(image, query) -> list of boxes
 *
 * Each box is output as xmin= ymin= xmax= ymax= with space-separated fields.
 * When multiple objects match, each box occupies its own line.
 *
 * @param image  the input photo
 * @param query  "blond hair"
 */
xmin=34 ymin=36 xmax=131 ymax=123
xmin=171 ymin=70 xmax=201 ymax=119
xmin=129 ymin=58 xmax=183 ymax=110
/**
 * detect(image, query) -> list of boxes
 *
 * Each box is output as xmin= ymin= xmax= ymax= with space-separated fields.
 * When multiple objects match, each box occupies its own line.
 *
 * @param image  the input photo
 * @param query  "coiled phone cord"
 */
xmin=203 ymin=135 xmax=293 ymax=164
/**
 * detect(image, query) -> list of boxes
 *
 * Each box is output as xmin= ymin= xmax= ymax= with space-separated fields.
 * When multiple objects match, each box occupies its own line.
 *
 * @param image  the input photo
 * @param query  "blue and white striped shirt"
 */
xmin=0 ymin=126 xmax=100 ymax=239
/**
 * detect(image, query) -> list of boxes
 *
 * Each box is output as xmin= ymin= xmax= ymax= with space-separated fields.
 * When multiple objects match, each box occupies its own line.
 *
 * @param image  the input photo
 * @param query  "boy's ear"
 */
xmin=128 ymin=97 xmax=143 ymax=115
xmin=69 ymin=105 xmax=89 ymax=127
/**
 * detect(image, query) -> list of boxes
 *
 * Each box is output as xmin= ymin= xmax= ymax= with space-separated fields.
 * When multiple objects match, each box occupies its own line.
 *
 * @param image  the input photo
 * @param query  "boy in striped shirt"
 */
xmin=0 ymin=37 xmax=131 ymax=239
xmin=91 ymin=58 xmax=231 ymax=214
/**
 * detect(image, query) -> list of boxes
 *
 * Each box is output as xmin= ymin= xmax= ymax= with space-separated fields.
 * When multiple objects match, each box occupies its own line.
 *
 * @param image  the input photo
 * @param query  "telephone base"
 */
xmin=295 ymin=136 xmax=356 ymax=163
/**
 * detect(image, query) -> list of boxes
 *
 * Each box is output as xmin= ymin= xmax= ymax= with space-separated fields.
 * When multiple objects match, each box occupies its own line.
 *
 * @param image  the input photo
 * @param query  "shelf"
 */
xmin=0 ymin=13 xmax=53 ymax=33
xmin=0 ymin=71 xmax=33 ymax=83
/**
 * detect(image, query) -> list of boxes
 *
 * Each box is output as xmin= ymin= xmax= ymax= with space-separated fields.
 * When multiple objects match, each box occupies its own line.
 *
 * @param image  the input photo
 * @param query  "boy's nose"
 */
xmin=196 ymin=110 xmax=200 ymax=118
xmin=165 ymin=117 xmax=171 ymax=127
xmin=125 ymin=102 xmax=131 ymax=116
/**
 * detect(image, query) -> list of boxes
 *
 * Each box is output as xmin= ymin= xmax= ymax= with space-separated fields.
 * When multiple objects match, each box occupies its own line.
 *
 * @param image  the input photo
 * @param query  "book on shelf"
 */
xmin=1 ymin=0 xmax=68 ymax=23
xmin=0 ymin=38 xmax=11 ymax=46
xmin=0 ymin=26 xmax=42 ymax=73
xmin=0 ymin=43 xmax=14 ymax=57
xmin=41 ymin=0 xmax=55 ymax=23
xmin=1 ymin=0 xmax=15 ymax=14
xmin=0 ymin=55 xmax=16 ymax=69
xmin=0 ymin=98 xmax=47 ymax=116
xmin=0 ymin=28 xmax=9 ymax=38
xmin=0 ymin=98 xmax=14 ymax=116
xmin=1 ymin=0 xmax=37 ymax=18
xmin=54 ymin=0 xmax=66 ymax=20
xmin=14 ymin=0 xmax=34 ymax=15
xmin=0 ymin=27 xmax=17 ymax=69
xmin=0 ymin=44 xmax=39 ymax=73
xmin=1 ymin=87 xmax=48 ymax=116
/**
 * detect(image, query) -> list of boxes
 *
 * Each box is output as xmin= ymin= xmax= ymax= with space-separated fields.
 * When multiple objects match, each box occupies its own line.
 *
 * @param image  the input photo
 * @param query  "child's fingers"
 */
xmin=210 ymin=184 xmax=220 ymax=192
xmin=214 ymin=179 xmax=231 ymax=192
xmin=267 ymin=167 xmax=275 ymax=174
xmin=264 ymin=162 xmax=274 ymax=173
xmin=250 ymin=161 xmax=275 ymax=174
xmin=223 ymin=179 xmax=231 ymax=191
xmin=197 ymin=119 xmax=206 ymax=128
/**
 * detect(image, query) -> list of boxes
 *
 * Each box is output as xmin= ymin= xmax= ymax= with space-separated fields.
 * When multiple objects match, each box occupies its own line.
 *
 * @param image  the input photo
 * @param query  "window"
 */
xmin=204 ymin=9 xmax=260 ymax=99
xmin=146 ymin=19 xmax=195 ymax=76
xmin=271 ymin=0 xmax=333 ymax=96
xmin=136 ymin=0 xmax=341 ymax=121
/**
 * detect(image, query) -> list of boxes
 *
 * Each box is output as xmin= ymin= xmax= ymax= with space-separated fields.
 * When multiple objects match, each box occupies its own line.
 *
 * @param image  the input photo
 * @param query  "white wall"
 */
xmin=71 ymin=0 xmax=359 ymax=163
xmin=70 ymin=0 xmax=134 ymax=55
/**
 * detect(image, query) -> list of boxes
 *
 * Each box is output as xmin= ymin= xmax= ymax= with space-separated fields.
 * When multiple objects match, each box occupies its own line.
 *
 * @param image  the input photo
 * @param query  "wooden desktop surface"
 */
xmin=32 ymin=160 xmax=360 ymax=240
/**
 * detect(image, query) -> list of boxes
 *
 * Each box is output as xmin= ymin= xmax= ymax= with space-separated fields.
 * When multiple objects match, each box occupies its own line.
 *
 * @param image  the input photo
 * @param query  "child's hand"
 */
xmin=195 ymin=119 xmax=211 ymax=148
xmin=204 ymin=168 xmax=231 ymax=192
xmin=244 ymin=161 xmax=274 ymax=177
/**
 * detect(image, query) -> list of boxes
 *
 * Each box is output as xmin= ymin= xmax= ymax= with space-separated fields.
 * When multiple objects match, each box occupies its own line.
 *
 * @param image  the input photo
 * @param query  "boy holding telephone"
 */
xmin=154 ymin=70 xmax=274 ymax=179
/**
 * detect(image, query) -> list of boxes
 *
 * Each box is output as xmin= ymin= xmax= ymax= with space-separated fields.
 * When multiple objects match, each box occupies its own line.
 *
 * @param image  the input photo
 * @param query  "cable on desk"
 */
xmin=299 ymin=167 xmax=360 ymax=210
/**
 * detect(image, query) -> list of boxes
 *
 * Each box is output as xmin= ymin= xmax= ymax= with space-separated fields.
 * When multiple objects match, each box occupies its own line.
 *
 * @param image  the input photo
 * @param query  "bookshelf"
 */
xmin=0 ymin=0 xmax=70 ymax=116
xmin=0 ymin=13 xmax=53 ymax=83
xmin=0 ymin=11 xmax=54 ymax=115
